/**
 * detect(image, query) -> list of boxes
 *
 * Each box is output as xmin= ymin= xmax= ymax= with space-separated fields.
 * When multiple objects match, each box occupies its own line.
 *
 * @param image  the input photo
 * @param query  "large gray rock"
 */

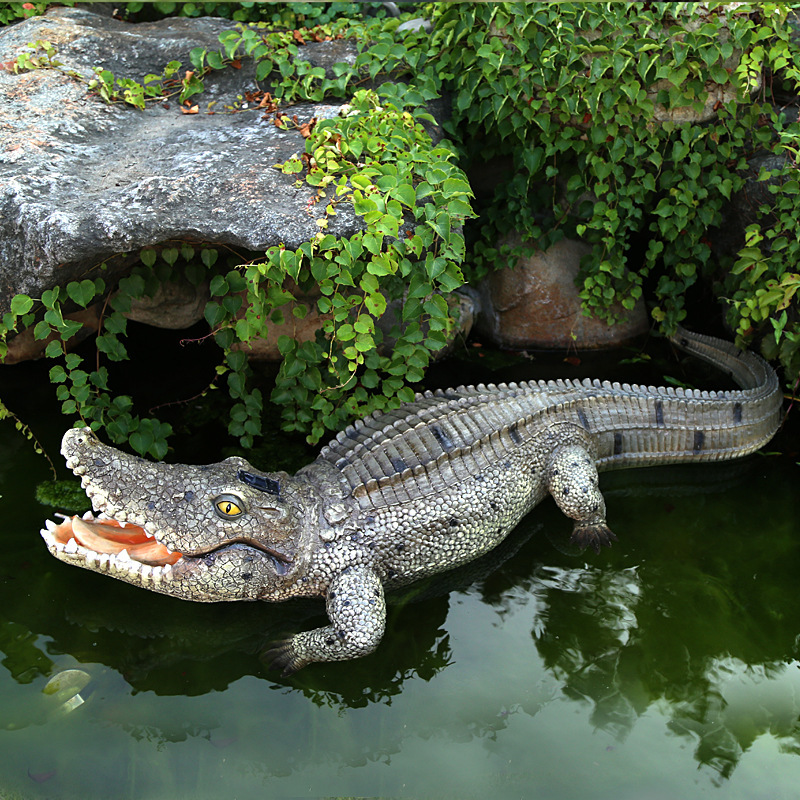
xmin=0 ymin=8 xmax=417 ymax=314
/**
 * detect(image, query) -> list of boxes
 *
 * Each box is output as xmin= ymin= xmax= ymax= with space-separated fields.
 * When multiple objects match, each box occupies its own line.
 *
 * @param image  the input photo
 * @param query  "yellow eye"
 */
xmin=214 ymin=495 xmax=244 ymax=519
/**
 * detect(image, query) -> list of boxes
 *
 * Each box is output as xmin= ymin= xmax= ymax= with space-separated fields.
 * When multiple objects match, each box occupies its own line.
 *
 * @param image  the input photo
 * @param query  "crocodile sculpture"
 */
xmin=41 ymin=328 xmax=782 ymax=673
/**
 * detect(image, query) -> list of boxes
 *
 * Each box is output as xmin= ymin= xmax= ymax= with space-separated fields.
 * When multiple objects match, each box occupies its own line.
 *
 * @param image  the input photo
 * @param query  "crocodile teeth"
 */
xmin=64 ymin=537 xmax=79 ymax=554
xmin=45 ymin=519 xmax=57 ymax=532
xmin=117 ymin=549 xmax=132 ymax=562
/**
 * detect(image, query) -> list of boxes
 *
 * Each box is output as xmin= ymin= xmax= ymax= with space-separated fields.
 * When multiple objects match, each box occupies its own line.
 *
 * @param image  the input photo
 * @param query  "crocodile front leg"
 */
xmin=264 ymin=564 xmax=386 ymax=675
xmin=546 ymin=442 xmax=617 ymax=553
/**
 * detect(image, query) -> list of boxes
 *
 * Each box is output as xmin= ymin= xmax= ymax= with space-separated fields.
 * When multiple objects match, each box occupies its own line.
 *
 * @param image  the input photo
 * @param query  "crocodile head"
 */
xmin=41 ymin=428 xmax=315 ymax=602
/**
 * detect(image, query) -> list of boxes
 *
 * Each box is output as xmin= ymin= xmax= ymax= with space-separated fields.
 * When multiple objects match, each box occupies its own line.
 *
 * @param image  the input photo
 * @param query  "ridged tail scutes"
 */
xmin=592 ymin=327 xmax=783 ymax=468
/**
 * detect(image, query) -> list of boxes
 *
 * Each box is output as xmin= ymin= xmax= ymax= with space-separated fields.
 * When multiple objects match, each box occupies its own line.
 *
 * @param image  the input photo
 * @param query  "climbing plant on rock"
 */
xmin=0 ymin=8 xmax=474 ymax=454
xmin=425 ymin=2 xmax=800 ymax=376
xmin=210 ymin=87 xmax=473 ymax=444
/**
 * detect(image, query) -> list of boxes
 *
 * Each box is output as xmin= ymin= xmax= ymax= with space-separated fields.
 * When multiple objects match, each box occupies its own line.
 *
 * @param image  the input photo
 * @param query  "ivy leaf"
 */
xmin=10 ymin=294 xmax=33 ymax=316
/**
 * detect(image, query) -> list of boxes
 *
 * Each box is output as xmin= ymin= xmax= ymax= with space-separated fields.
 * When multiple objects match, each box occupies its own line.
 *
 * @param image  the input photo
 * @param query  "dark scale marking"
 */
xmin=430 ymin=424 xmax=455 ymax=452
xmin=504 ymin=461 xmax=511 ymax=469
xmin=490 ymin=502 xmax=498 ymax=510
xmin=238 ymin=470 xmax=280 ymax=497
xmin=449 ymin=518 xmax=459 ymax=527
xmin=390 ymin=456 xmax=409 ymax=473
xmin=563 ymin=487 xmax=570 ymax=495
xmin=693 ymin=430 xmax=705 ymax=454
xmin=241 ymin=572 xmax=252 ymax=581
xmin=509 ymin=423 xmax=523 ymax=445
xmin=576 ymin=407 xmax=590 ymax=431
xmin=396 ymin=543 xmax=405 ymax=552
xmin=654 ymin=400 xmax=665 ymax=426
xmin=183 ymin=490 xmax=195 ymax=502
xmin=733 ymin=402 xmax=743 ymax=423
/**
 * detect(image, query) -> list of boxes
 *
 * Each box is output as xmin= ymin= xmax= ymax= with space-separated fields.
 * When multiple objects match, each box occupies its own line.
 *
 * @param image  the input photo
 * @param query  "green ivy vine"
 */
xmin=424 ymin=3 xmax=800 ymax=370
xmin=1 ymin=8 xmax=473 ymax=456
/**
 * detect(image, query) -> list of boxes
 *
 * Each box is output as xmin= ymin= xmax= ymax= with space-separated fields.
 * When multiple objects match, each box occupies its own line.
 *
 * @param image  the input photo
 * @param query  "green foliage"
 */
xmin=724 ymin=160 xmax=800 ymax=378
xmin=3 ymin=2 xmax=798 ymax=459
xmin=0 ymin=249 xmax=229 ymax=460
xmin=35 ymin=480 xmax=91 ymax=513
xmin=1 ymin=7 xmax=472 ymax=452
xmin=428 ymin=2 xmax=800 ymax=371
xmin=121 ymin=2 xmax=390 ymax=25
xmin=0 ymin=2 xmax=74 ymax=26
xmin=10 ymin=40 xmax=213 ymax=110
xmin=0 ymin=398 xmax=56 ymax=478
xmin=210 ymin=88 xmax=474 ymax=443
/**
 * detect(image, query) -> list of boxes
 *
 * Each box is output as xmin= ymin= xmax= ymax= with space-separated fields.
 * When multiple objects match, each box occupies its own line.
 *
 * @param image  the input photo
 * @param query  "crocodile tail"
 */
xmin=669 ymin=326 xmax=778 ymax=394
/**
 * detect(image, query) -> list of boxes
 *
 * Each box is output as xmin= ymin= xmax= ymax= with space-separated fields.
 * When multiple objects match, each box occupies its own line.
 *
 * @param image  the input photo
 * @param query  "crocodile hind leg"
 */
xmin=263 ymin=564 xmax=386 ymax=674
xmin=545 ymin=442 xmax=617 ymax=553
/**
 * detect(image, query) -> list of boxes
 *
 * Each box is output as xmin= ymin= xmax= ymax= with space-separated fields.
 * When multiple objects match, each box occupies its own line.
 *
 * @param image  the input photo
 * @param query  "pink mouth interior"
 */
xmin=51 ymin=516 xmax=183 ymax=567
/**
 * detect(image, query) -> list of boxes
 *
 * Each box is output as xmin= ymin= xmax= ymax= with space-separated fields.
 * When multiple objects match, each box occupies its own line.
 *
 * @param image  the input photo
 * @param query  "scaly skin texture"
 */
xmin=41 ymin=328 xmax=783 ymax=673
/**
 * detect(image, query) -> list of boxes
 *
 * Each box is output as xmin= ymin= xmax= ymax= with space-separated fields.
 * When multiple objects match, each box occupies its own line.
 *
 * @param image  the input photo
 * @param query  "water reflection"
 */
xmin=2 ymin=426 xmax=799 ymax=790
xmin=471 ymin=456 xmax=800 ymax=783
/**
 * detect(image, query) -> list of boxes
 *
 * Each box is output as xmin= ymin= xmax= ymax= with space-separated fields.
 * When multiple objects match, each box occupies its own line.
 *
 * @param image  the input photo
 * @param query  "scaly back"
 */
xmin=317 ymin=328 xmax=782 ymax=509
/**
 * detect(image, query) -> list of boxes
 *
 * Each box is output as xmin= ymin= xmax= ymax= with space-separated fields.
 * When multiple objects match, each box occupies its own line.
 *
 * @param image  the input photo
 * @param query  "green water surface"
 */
xmin=1 ymin=353 xmax=800 ymax=799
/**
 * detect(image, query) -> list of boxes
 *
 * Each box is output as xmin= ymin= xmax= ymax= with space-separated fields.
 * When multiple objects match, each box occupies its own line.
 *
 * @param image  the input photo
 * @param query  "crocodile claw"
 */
xmin=569 ymin=522 xmax=617 ymax=554
xmin=261 ymin=637 xmax=308 ymax=676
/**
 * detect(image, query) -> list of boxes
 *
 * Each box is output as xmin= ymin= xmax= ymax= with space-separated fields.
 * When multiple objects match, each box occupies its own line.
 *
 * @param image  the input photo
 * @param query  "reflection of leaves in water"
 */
xmin=477 ymin=455 xmax=800 ymax=783
xmin=0 ymin=619 xmax=53 ymax=684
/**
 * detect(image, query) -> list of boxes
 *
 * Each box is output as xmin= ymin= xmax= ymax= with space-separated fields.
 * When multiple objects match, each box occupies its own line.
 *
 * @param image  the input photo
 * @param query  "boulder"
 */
xmin=476 ymin=236 xmax=648 ymax=349
xmin=0 ymin=7 xmax=436 ymax=315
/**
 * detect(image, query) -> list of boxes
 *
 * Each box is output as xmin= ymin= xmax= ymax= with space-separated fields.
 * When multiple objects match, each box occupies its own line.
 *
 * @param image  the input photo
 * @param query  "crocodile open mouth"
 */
xmin=41 ymin=510 xmax=293 ymax=582
xmin=41 ymin=512 xmax=183 ymax=573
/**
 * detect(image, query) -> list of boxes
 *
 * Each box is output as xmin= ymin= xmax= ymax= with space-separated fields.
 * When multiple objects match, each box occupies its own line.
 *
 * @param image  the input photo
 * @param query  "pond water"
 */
xmin=1 ymin=338 xmax=800 ymax=799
